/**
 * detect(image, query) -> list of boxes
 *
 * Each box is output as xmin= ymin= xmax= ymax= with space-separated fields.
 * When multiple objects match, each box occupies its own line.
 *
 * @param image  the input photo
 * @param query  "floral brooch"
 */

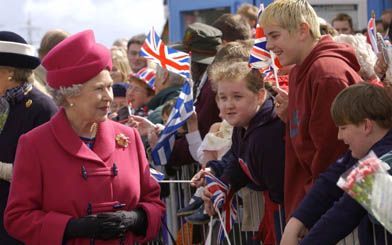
xmin=115 ymin=133 xmax=129 ymax=148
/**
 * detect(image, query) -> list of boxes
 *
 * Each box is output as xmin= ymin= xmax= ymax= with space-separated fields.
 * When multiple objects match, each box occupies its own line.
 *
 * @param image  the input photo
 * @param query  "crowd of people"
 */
xmin=0 ymin=0 xmax=391 ymax=244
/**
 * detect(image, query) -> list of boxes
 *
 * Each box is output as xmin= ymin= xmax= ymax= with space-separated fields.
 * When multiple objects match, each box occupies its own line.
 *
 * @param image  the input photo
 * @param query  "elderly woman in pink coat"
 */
xmin=4 ymin=30 xmax=165 ymax=245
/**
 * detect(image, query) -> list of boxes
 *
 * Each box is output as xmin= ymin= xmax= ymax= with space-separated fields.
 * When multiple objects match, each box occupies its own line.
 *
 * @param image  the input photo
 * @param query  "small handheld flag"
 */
xmin=368 ymin=11 xmax=379 ymax=54
xmin=141 ymin=28 xmax=194 ymax=165
xmin=140 ymin=28 xmax=191 ymax=79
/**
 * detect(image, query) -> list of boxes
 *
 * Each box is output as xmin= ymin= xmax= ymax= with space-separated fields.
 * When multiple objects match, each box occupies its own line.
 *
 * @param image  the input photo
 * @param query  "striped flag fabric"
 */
xmin=368 ymin=15 xmax=379 ymax=54
xmin=133 ymin=67 xmax=156 ymax=90
xmin=149 ymin=167 xmax=165 ymax=182
xmin=248 ymin=3 xmax=282 ymax=87
xmin=205 ymin=173 xmax=228 ymax=209
xmin=205 ymin=173 xmax=237 ymax=243
xmin=141 ymin=27 xmax=194 ymax=166
xmin=150 ymin=79 xmax=194 ymax=165
xmin=263 ymin=52 xmax=282 ymax=87
xmin=248 ymin=4 xmax=272 ymax=71
xmin=140 ymin=28 xmax=191 ymax=79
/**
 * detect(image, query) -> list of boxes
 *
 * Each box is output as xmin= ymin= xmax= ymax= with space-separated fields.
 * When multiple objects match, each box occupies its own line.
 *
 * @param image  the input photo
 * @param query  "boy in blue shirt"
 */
xmin=281 ymin=83 xmax=392 ymax=245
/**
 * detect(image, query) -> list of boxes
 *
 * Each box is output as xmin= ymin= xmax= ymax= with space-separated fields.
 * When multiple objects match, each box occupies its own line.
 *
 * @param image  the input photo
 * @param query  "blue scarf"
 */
xmin=0 ymin=82 xmax=32 ymax=134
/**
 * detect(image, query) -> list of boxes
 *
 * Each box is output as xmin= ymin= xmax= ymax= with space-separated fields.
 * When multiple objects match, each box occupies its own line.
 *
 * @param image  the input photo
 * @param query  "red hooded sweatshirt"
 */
xmin=284 ymin=35 xmax=362 ymax=218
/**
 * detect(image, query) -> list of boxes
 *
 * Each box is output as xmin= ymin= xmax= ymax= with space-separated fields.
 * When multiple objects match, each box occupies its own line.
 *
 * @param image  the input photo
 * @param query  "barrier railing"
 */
xmin=144 ymin=165 xmax=389 ymax=245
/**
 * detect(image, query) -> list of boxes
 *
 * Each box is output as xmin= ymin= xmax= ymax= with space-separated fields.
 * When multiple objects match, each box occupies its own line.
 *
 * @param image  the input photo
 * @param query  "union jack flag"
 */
xmin=140 ymin=28 xmax=191 ymax=79
xmin=205 ymin=173 xmax=228 ymax=209
xmin=134 ymin=67 xmax=156 ymax=90
xmin=262 ymin=53 xmax=282 ymax=86
xmin=205 ymin=173 xmax=237 ymax=243
xmin=249 ymin=4 xmax=271 ymax=71
xmin=248 ymin=4 xmax=282 ymax=87
xmin=368 ymin=15 xmax=379 ymax=54
xmin=141 ymin=28 xmax=194 ymax=165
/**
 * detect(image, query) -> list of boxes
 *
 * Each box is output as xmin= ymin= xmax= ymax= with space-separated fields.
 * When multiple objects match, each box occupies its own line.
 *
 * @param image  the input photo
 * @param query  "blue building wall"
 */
xmin=168 ymin=0 xmax=391 ymax=42
xmin=368 ymin=0 xmax=392 ymax=20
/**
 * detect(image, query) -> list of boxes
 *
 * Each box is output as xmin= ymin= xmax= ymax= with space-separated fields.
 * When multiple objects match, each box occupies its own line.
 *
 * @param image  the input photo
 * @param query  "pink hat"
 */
xmin=42 ymin=30 xmax=112 ymax=89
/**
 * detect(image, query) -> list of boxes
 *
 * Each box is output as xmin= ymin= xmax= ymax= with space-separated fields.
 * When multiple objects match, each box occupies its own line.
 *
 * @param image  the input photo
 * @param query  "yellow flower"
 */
xmin=115 ymin=133 xmax=129 ymax=148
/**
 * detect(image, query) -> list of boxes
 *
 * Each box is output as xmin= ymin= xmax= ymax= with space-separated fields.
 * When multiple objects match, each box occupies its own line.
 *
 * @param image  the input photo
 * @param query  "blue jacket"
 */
xmin=293 ymin=130 xmax=392 ymax=245
xmin=0 ymin=87 xmax=57 ymax=244
xmin=208 ymin=96 xmax=285 ymax=204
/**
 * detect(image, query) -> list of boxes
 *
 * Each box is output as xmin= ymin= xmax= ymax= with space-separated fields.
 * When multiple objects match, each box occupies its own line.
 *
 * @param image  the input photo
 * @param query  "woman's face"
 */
xmin=0 ymin=67 xmax=20 ymax=96
xmin=126 ymin=81 xmax=151 ymax=109
xmin=67 ymin=70 xmax=113 ymax=123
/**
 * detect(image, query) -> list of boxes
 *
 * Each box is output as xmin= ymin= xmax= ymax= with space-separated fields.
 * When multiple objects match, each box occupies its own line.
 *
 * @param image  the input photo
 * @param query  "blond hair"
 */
xmin=111 ymin=47 xmax=131 ymax=82
xmin=259 ymin=0 xmax=320 ymax=40
xmin=209 ymin=61 xmax=263 ymax=93
xmin=155 ymin=65 xmax=185 ymax=87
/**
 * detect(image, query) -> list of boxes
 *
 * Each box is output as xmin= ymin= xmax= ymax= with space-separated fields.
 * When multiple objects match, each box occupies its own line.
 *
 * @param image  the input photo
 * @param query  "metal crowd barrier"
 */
xmin=144 ymin=165 xmax=266 ymax=245
xmin=143 ymin=165 xmax=389 ymax=245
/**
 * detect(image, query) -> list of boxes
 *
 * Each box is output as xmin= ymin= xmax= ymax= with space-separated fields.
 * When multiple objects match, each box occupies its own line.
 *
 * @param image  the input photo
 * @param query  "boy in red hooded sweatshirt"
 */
xmin=259 ymin=0 xmax=362 ymax=220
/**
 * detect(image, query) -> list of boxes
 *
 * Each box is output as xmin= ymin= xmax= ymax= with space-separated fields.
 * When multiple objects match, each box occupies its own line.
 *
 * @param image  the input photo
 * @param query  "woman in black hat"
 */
xmin=0 ymin=31 xmax=57 ymax=244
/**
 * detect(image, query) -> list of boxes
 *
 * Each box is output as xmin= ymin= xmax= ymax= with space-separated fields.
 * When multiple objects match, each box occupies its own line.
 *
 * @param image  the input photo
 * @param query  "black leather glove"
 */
xmin=96 ymin=208 xmax=147 ymax=236
xmin=63 ymin=214 xmax=126 ymax=241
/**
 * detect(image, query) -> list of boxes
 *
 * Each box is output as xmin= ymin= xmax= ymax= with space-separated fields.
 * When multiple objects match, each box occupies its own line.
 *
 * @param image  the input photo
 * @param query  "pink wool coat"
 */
xmin=4 ymin=109 xmax=165 ymax=245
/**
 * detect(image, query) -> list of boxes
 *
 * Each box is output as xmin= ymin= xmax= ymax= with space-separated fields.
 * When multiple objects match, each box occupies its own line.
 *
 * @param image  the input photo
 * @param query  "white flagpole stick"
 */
xmin=271 ymin=51 xmax=280 ymax=89
xmin=158 ymin=180 xmax=192 ymax=183
xmin=205 ymin=216 xmax=214 ymax=245
xmin=216 ymin=207 xmax=232 ymax=245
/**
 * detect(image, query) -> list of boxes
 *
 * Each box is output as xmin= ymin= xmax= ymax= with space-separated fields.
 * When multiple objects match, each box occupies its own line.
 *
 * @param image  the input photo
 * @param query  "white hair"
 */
xmin=47 ymin=84 xmax=84 ymax=107
xmin=333 ymin=34 xmax=377 ymax=81
xmin=155 ymin=65 xmax=185 ymax=87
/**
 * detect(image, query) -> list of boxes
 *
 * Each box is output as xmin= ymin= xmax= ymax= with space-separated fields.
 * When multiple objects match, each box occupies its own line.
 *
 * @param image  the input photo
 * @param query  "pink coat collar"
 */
xmin=49 ymin=108 xmax=115 ymax=165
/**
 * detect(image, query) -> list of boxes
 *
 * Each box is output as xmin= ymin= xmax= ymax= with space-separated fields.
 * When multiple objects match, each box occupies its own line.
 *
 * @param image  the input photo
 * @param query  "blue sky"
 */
xmin=1 ymin=0 xmax=165 ymax=47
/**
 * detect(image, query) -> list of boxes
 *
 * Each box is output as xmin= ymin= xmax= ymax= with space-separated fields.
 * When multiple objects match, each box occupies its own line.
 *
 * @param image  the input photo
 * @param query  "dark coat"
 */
xmin=0 ymin=87 xmax=57 ymax=244
xmin=294 ymin=130 xmax=392 ymax=245
xmin=208 ymin=96 xmax=286 ymax=204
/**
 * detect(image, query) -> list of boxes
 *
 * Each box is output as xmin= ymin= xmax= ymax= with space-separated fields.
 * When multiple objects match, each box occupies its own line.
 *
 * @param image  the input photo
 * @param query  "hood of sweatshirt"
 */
xmin=295 ymin=35 xmax=361 ymax=83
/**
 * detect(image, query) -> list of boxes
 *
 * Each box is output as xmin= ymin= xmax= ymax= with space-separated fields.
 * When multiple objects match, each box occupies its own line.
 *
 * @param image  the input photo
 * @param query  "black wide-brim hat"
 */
xmin=0 ymin=31 xmax=40 ymax=69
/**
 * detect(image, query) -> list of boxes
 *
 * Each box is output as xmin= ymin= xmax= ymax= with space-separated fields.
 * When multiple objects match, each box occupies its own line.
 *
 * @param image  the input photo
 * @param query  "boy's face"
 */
xmin=127 ymin=43 xmax=147 ymax=73
xmin=216 ymin=79 xmax=264 ymax=128
xmin=337 ymin=122 xmax=371 ymax=159
xmin=264 ymin=25 xmax=302 ymax=66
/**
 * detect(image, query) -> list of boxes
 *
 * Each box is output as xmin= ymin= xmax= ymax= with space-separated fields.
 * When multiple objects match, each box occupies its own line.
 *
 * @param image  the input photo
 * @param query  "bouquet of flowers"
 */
xmin=337 ymin=151 xmax=392 ymax=233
